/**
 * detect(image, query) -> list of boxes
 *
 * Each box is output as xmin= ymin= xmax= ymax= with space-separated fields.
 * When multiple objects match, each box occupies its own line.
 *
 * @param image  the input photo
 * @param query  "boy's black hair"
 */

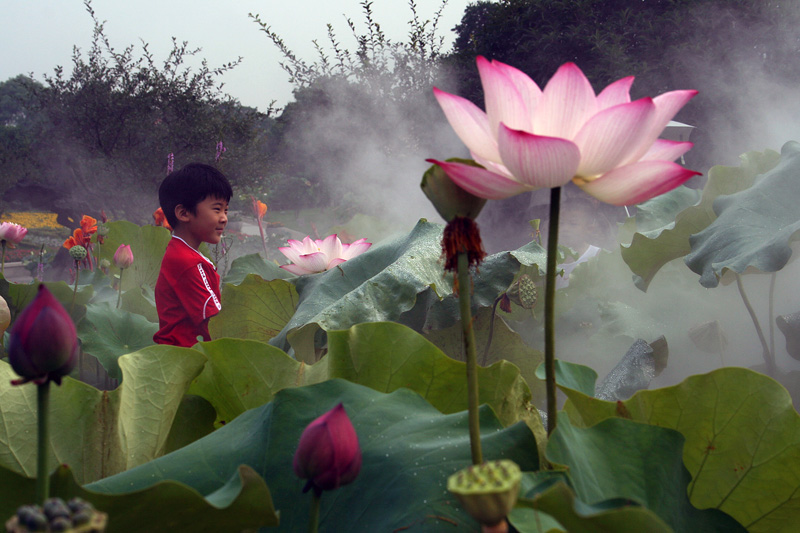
xmin=158 ymin=163 xmax=233 ymax=229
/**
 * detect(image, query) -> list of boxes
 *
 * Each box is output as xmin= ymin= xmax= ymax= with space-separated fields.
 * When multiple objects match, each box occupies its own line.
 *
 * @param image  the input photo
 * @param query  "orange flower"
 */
xmin=80 ymin=215 xmax=98 ymax=236
xmin=64 ymin=229 xmax=86 ymax=249
xmin=153 ymin=207 xmax=172 ymax=230
xmin=251 ymin=196 xmax=267 ymax=220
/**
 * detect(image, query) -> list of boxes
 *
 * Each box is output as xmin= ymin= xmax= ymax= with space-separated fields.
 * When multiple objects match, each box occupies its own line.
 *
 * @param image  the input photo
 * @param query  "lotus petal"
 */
xmin=427 ymin=159 xmax=532 ymax=200
xmin=534 ymin=62 xmax=598 ymax=139
xmin=577 ymin=160 xmax=701 ymax=206
xmin=497 ymin=125 xmax=580 ymax=188
xmin=433 ymin=88 xmax=500 ymax=163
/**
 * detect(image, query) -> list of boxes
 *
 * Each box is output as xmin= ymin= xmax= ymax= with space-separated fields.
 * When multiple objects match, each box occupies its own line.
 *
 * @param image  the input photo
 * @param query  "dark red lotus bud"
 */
xmin=293 ymin=403 xmax=361 ymax=495
xmin=8 ymin=285 xmax=79 ymax=385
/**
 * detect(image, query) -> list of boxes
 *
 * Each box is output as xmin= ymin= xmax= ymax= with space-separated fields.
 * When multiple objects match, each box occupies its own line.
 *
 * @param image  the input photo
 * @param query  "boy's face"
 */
xmin=177 ymin=196 xmax=228 ymax=249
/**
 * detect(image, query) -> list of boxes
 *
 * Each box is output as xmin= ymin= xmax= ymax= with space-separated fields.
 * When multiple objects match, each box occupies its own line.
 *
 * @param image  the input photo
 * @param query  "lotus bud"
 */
xmin=506 ymin=275 xmax=537 ymax=310
xmin=97 ymin=224 xmax=110 ymax=237
xmin=0 ymin=295 xmax=10 ymax=337
xmin=113 ymin=244 xmax=134 ymax=269
xmin=447 ymin=460 xmax=521 ymax=527
xmin=293 ymin=403 xmax=361 ymax=495
xmin=0 ymin=222 xmax=28 ymax=245
xmin=68 ymin=245 xmax=87 ymax=261
xmin=421 ymin=160 xmax=487 ymax=222
xmin=8 ymin=285 xmax=79 ymax=385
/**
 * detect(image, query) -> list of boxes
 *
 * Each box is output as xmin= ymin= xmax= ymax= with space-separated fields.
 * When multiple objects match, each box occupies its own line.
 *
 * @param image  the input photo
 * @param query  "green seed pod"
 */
xmin=97 ymin=223 xmax=110 ymax=236
xmin=506 ymin=274 xmax=537 ymax=310
xmin=69 ymin=245 xmax=88 ymax=261
xmin=447 ymin=459 xmax=521 ymax=526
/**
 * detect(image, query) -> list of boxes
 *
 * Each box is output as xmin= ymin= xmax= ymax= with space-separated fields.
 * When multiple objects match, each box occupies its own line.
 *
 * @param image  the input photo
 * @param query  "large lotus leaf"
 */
xmin=187 ymin=338 xmax=326 ymax=425
xmin=163 ymin=395 xmax=217 ymax=454
xmin=99 ymin=221 xmax=172 ymax=291
xmin=0 ymin=345 xmax=205 ymax=484
xmin=0 ymin=463 xmax=279 ymax=532
xmin=119 ymin=285 xmax=158 ymax=322
xmin=77 ymin=302 xmax=159 ymax=380
xmin=686 ymin=141 xmax=800 ymax=287
xmin=189 ymin=323 xmax=540 ymax=435
xmin=621 ymin=148 xmax=780 ymax=290
xmin=0 ymin=279 xmax=93 ymax=325
xmin=535 ymin=359 xmax=597 ymax=398
xmin=547 ymin=416 xmax=744 ymax=531
xmin=208 ymin=275 xmax=298 ymax=342
xmin=224 ymin=252 xmax=293 ymax=285
xmin=269 ymin=219 xmax=545 ymax=356
xmin=425 ymin=305 xmax=545 ymax=406
xmin=514 ymin=478 xmax=671 ymax=532
xmin=87 ymin=379 xmax=540 ymax=532
xmin=560 ymin=367 xmax=800 ymax=532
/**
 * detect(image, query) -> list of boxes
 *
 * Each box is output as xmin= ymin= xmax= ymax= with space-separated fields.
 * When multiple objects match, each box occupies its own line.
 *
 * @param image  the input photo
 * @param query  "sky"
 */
xmin=2 ymin=0 xmax=472 ymax=112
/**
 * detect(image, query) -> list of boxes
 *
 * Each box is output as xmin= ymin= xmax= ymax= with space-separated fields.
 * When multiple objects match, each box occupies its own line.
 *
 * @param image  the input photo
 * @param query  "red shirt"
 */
xmin=153 ymin=237 xmax=221 ymax=347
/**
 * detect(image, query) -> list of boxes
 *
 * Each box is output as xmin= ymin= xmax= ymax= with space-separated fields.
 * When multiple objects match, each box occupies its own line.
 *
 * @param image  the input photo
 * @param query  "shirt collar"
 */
xmin=171 ymin=235 xmax=216 ymax=269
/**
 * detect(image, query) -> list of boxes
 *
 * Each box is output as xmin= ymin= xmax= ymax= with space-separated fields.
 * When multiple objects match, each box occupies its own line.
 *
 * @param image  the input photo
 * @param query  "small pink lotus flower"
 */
xmin=8 ymin=285 xmax=79 ymax=386
xmin=0 ymin=222 xmax=27 ymax=245
xmin=294 ymin=403 xmax=361 ymax=495
xmin=279 ymin=234 xmax=371 ymax=275
xmin=428 ymin=57 xmax=700 ymax=205
xmin=113 ymin=244 xmax=134 ymax=270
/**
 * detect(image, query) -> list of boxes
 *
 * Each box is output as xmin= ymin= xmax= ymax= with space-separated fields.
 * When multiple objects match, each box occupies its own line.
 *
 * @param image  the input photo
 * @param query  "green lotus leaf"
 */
xmin=224 ymin=252 xmax=292 ymax=285
xmin=0 ymin=279 xmax=93 ymax=325
xmin=87 ymin=379 xmax=539 ymax=531
xmin=547 ymin=416 xmax=744 ymax=531
xmin=0 ymin=463 xmax=278 ymax=532
xmin=119 ymin=285 xmax=158 ymax=322
xmin=425 ymin=305 xmax=545 ymax=407
xmin=99 ymin=221 xmax=172 ymax=291
xmin=189 ymin=323 xmax=540 ymax=436
xmin=686 ymin=141 xmax=800 ymax=287
xmin=514 ymin=476 xmax=673 ymax=532
xmin=535 ymin=359 xmax=597 ymax=398
xmin=560 ymin=367 xmax=800 ymax=532
xmin=621 ymin=147 xmax=780 ymax=290
xmin=208 ymin=275 xmax=298 ymax=342
xmin=268 ymin=219 xmax=545 ymax=357
xmin=0 ymin=344 xmax=205 ymax=484
xmin=77 ymin=302 xmax=159 ymax=380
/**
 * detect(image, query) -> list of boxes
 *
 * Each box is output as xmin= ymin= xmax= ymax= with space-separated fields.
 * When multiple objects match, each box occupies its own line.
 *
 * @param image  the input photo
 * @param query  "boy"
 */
xmin=153 ymin=163 xmax=232 ymax=347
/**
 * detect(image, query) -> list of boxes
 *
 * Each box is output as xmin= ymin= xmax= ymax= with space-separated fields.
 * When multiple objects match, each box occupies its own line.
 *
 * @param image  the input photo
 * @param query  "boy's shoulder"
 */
xmin=160 ymin=237 xmax=215 ymax=274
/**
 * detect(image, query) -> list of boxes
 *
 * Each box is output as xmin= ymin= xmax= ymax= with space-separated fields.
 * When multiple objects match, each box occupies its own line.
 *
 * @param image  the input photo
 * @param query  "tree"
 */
xmin=0 ymin=0 xmax=275 ymax=225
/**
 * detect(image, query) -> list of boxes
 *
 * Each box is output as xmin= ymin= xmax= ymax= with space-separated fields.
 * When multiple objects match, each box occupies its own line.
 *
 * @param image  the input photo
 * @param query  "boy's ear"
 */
xmin=174 ymin=204 xmax=192 ymax=223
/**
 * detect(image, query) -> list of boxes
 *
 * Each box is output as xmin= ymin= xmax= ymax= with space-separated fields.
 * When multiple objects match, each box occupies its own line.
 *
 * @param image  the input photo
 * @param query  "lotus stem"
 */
xmin=544 ymin=187 xmax=561 ymax=435
xmin=769 ymin=273 xmax=776 ymax=359
xmin=36 ymin=382 xmax=50 ymax=503
xmin=116 ymin=268 xmax=124 ymax=309
xmin=308 ymin=490 xmax=321 ymax=533
xmin=70 ymin=261 xmax=80 ymax=315
xmin=458 ymin=251 xmax=483 ymax=465
xmin=481 ymin=296 xmax=502 ymax=366
xmin=258 ymin=219 xmax=270 ymax=261
xmin=736 ymin=273 xmax=776 ymax=376
xmin=1 ymin=240 xmax=5 ymax=275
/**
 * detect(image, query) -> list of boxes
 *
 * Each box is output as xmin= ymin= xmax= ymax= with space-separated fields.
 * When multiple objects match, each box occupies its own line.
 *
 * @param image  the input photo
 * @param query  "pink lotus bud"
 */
xmin=8 ymin=285 xmax=79 ymax=385
xmin=293 ymin=403 xmax=361 ymax=494
xmin=113 ymin=244 xmax=134 ymax=269
xmin=0 ymin=222 xmax=28 ymax=245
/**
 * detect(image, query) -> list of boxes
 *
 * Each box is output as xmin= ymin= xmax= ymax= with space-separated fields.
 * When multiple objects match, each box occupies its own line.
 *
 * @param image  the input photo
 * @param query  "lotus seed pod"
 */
xmin=506 ymin=275 xmax=537 ymax=310
xmin=447 ymin=459 xmax=521 ymax=527
xmin=97 ymin=224 xmax=110 ymax=236
xmin=69 ymin=245 xmax=87 ymax=261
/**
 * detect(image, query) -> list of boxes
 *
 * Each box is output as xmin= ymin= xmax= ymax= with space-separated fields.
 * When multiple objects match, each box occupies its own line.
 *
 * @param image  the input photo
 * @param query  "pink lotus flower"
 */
xmin=428 ymin=57 xmax=700 ymax=205
xmin=113 ymin=244 xmax=134 ymax=269
xmin=294 ymin=403 xmax=361 ymax=494
xmin=8 ymin=285 xmax=79 ymax=386
xmin=0 ymin=222 xmax=27 ymax=245
xmin=279 ymin=234 xmax=371 ymax=275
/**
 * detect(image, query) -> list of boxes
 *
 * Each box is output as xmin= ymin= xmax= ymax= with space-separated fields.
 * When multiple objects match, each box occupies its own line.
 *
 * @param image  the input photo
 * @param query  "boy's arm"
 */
xmin=175 ymin=263 xmax=222 ymax=325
